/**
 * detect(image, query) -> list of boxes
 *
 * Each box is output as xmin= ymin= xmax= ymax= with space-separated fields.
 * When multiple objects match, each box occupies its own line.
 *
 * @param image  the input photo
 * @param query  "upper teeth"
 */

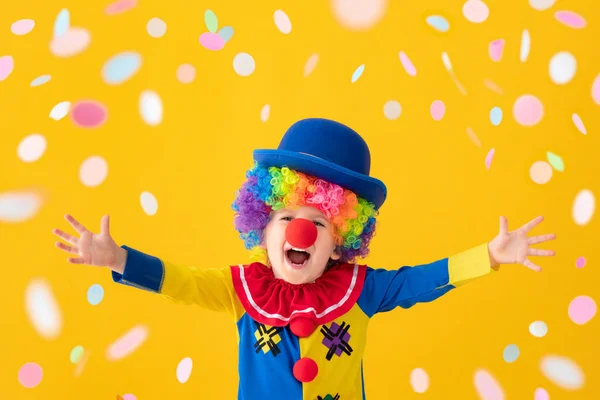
xmin=291 ymin=247 xmax=308 ymax=253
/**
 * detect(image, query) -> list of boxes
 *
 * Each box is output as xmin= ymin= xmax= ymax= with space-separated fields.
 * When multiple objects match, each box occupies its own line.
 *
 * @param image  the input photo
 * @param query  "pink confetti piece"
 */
xmin=474 ymin=369 xmax=505 ymax=400
xmin=484 ymin=79 xmax=504 ymax=94
xmin=50 ymin=27 xmax=91 ymax=58
xmin=199 ymin=32 xmax=225 ymax=51
xmin=430 ymin=100 xmax=446 ymax=121
xmin=398 ymin=51 xmax=417 ymax=76
xmin=304 ymin=53 xmax=319 ymax=77
xmin=534 ymin=388 xmax=550 ymax=400
xmin=0 ymin=55 xmax=14 ymax=81
xmin=572 ymin=113 xmax=587 ymax=135
xmin=568 ymin=295 xmax=596 ymax=325
xmin=105 ymin=0 xmax=138 ymax=15
xmin=513 ymin=94 xmax=544 ymax=126
xmin=592 ymin=74 xmax=600 ymax=105
xmin=18 ymin=362 xmax=43 ymax=388
xmin=466 ymin=127 xmax=481 ymax=147
xmin=485 ymin=148 xmax=495 ymax=170
xmin=576 ymin=256 xmax=586 ymax=269
xmin=74 ymin=350 xmax=90 ymax=377
xmin=555 ymin=10 xmax=586 ymax=29
xmin=71 ymin=100 xmax=108 ymax=128
xmin=489 ymin=39 xmax=504 ymax=62
xmin=106 ymin=325 xmax=148 ymax=361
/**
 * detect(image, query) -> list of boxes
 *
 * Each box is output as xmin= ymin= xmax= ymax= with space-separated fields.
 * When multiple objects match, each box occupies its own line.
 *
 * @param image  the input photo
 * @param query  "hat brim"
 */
xmin=253 ymin=149 xmax=387 ymax=209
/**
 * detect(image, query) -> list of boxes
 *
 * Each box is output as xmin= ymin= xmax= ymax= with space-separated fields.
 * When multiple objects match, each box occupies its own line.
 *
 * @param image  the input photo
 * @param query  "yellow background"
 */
xmin=1 ymin=0 xmax=599 ymax=398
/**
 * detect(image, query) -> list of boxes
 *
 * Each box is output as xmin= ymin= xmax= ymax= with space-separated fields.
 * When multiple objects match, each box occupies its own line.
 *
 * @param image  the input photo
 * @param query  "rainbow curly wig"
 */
xmin=231 ymin=162 xmax=378 ymax=264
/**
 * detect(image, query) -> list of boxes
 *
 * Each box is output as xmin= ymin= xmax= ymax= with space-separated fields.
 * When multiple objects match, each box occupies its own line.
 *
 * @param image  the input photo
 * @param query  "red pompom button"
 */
xmin=290 ymin=317 xmax=317 ymax=337
xmin=285 ymin=218 xmax=318 ymax=249
xmin=293 ymin=357 xmax=318 ymax=383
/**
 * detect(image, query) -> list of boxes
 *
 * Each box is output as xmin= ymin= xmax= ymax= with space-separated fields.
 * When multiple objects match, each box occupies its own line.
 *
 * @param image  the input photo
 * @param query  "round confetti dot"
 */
xmin=50 ymin=101 xmax=71 ymax=121
xmin=140 ymin=191 xmax=158 ymax=215
xmin=474 ymin=369 xmax=505 ymax=400
xmin=591 ymin=74 xmax=600 ymax=105
xmin=410 ymin=368 xmax=429 ymax=393
xmin=383 ymin=100 xmax=401 ymax=120
xmin=398 ymin=51 xmax=417 ymax=76
xmin=530 ymin=161 xmax=553 ymax=184
xmin=71 ymin=101 xmax=107 ymax=128
xmin=351 ymin=64 xmax=365 ymax=83
xmin=462 ymin=0 xmax=489 ymax=23
xmin=122 ymin=395 xmax=137 ymax=400
xmin=105 ymin=0 xmax=138 ymax=15
xmin=503 ymin=344 xmax=520 ymax=363
xmin=572 ymin=189 xmax=595 ymax=226
xmin=0 ymin=190 xmax=42 ymax=222
xmin=546 ymin=151 xmax=564 ymax=172
xmin=233 ymin=52 xmax=255 ymax=76
xmin=102 ymin=52 xmax=142 ymax=85
xmin=54 ymin=9 xmax=70 ymax=37
xmin=540 ymin=355 xmax=585 ymax=390
xmin=79 ymin=156 xmax=108 ymax=187
xmin=530 ymin=0 xmax=555 ymax=10
xmin=274 ymin=10 xmax=292 ymax=34
xmin=549 ymin=52 xmax=576 ymax=84
xmin=0 ymin=55 xmax=15 ymax=81
xmin=490 ymin=107 xmax=503 ymax=126
xmin=25 ymin=279 xmax=62 ymax=339
xmin=513 ymin=94 xmax=544 ymax=126
xmin=176 ymin=64 xmax=195 ymax=84
xmin=199 ymin=32 xmax=225 ymax=51
xmin=430 ymin=100 xmax=445 ymax=121
xmin=30 ymin=74 xmax=51 ymax=87
xmin=139 ymin=90 xmax=163 ymax=126
xmin=426 ymin=15 xmax=450 ymax=32
xmin=87 ymin=284 xmax=104 ymax=305
xmin=576 ymin=256 xmax=586 ymax=269
xmin=260 ymin=104 xmax=270 ymax=122
xmin=11 ymin=19 xmax=35 ymax=35
xmin=304 ymin=53 xmax=319 ymax=77
xmin=331 ymin=0 xmax=388 ymax=30
xmin=107 ymin=325 xmax=149 ymax=361
xmin=529 ymin=321 xmax=548 ymax=337
xmin=485 ymin=148 xmax=495 ymax=170
xmin=18 ymin=134 xmax=46 ymax=163
xmin=568 ymin=295 xmax=596 ymax=325
xmin=50 ymin=27 xmax=91 ymax=58
xmin=146 ymin=17 xmax=167 ymax=38
xmin=534 ymin=388 xmax=550 ymax=400
xmin=572 ymin=113 xmax=587 ymax=135
xmin=18 ymin=362 xmax=43 ymax=388
xmin=554 ymin=10 xmax=586 ymax=29
xmin=520 ymin=30 xmax=530 ymax=62
xmin=177 ymin=357 xmax=193 ymax=383
xmin=70 ymin=345 xmax=84 ymax=363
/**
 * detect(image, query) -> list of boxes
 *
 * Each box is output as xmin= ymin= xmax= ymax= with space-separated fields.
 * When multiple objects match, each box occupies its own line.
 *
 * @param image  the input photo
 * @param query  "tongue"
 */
xmin=288 ymin=250 xmax=309 ymax=264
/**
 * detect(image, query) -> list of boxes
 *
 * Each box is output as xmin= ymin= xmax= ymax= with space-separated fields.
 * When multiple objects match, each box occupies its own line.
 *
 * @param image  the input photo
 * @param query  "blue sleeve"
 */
xmin=110 ymin=245 xmax=165 ymax=293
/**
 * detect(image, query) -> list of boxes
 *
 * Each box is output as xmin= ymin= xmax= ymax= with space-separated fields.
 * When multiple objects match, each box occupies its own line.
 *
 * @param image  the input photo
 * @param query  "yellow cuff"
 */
xmin=448 ymin=242 xmax=494 ymax=287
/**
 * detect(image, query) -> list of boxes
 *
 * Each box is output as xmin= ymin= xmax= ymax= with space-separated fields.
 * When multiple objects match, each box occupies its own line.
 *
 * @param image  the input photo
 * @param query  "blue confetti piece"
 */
xmin=351 ymin=64 xmax=365 ymax=83
xmin=101 ymin=52 xmax=142 ymax=85
xmin=87 ymin=284 xmax=104 ymax=306
xmin=426 ymin=15 xmax=450 ymax=32
xmin=54 ymin=9 xmax=70 ymax=38
xmin=218 ymin=26 xmax=234 ymax=43
xmin=503 ymin=344 xmax=520 ymax=363
xmin=490 ymin=107 xmax=503 ymax=126
xmin=30 ymin=74 xmax=51 ymax=87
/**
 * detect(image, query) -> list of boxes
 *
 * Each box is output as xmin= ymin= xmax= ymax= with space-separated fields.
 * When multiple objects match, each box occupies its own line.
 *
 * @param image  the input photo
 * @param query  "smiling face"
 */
xmin=262 ymin=206 xmax=341 ymax=285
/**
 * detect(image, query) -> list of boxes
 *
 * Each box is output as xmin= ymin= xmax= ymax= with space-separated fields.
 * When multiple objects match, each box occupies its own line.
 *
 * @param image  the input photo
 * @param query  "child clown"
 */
xmin=53 ymin=118 xmax=556 ymax=399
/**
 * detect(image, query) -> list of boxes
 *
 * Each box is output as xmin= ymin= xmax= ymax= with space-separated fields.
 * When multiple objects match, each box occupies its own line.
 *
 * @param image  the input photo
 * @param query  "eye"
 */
xmin=280 ymin=216 xmax=293 ymax=221
xmin=314 ymin=221 xmax=326 ymax=227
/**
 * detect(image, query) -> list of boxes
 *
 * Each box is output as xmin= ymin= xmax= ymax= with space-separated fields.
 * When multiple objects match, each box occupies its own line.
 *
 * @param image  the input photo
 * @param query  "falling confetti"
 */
xmin=204 ymin=10 xmax=218 ymax=33
xmin=529 ymin=321 xmax=548 ymax=337
xmin=398 ymin=51 xmax=417 ymax=76
xmin=503 ymin=344 xmax=520 ymax=363
xmin=520 ymin=30 xmax=530 ymax=62
xmin=440 ymin=52 xmax=466 ymax=94
xmin=462 ymin=0 xmax=489 ymax=23
xmin=575 ymin=256 xmax=586 ymax=269
xmin=140 ymin=191 xmax=158 ymax=215
xmin=331 ymin=0 xmax=388 ymax=30
xmin=554 ymin=11 xmax=586 ymax=29
xmin=71 ymin=100 xmax=108 ymax=128
xmin=0 ymin=55 xmax=15 ymax=81
xmin=49 ymin=101 xmax=71 ymax=120
xmin=30 ymin=74 xmax=51 ymax=87
xmin=572 ymin=189 xmax=595 ymax=226
xmin=105 ymin=0 xmax=138 ymax=15
xmin=70 ymin=345 xmax=84 ymax=363
xmin=53 ymin=9 xmax=70 ymax=37
xmin=274 ymin=10 xmax=292 ymax=34
xmin=79 ymin=156 xmax=108 ymax=187
xmin=441 ymin=52 xmax=452 ymax=71
xmin=530 ymin=0 xmax=556 ymax=10
xmin=176 ymin=64 xmax=196 ymax=84
xmin=0 ymin=190 xmax=43 ymax=222
xmin=474 ymin=369 xmax=505 ymax=400
xmin=513 ymin=94 xmax=544 ymax=126
xmin=351 ymin=64 xmax=365 ymax=83
xmin=530 ymin=161 xmax=553 ymax=184
xmin=122 ymin=395 xmax=137 ymax=400
xmin=106 ymin=325 xmax=149 ymax=361
xmin=484 ymin=79 xmax=504 ymax=94
xmin=430 ymin=100 xmax=445 ymax=121
xmin=410 ymin=368 xmax=429 ymax=393
xmin=549 ymin=51 xmax=576 ymax=84
xmin=218 ymin=27 xmax=234 ymax=43
xmin=50 ymin=27 xmax=91 ymax=57
xmin=466 ymin=127 xmax=481 ymax=147
xmin=571 ymin=113 xmax=587 ymax=134
xmin=540 ymin=355 xmax=585 ymax=390
xmin=489 ymin=39 xmax=504 ymax=62
xmin=200 ymin=32 xmax=225 ymax=50
xmin=304 ymin=53 xmax=319 ymax=76
xmin=546 ymin=151 xmax=564 ymax=172
xmin=87 ymin=284 xmax=105 ymax=305
xmin=18 ymin=134 xmax=47 ymax=163
xmin=233 ymin=52 xmax=255 ymax=76
xmin=485 ymin=148 xmax=495 ymax=170
xmin=260 ymin=104 xmax=270 ymax=122
xmin=74 ymin=349 xmax=90 ymax=377
xmin=568 ymin=295 xmax=596 ymax=325
xmin=426 ymin=15 xmax=450 ymax=32
xmin=147 ymin=17 xmax=167 ymax=38
xmin=177 ymin=357 xmax=193 ymax=383
xmin=591 ymin=74 xmax=600 ymax=105
xmin=139 ymin=90 xmax=163 ymax=126
xmin=102 ymin=52 xmax=142 ymax=85
xmin=383 ymin=100 xmax=401 ymax=120
xmin=490 ymin=107 xmax=502 ymax=126
xmin=11 ymin=19 xmax=35 ymax=35
xmin=18 ymin=362 xmax=43 ymax=388
xmin=534 ymin=388 xmax=550 ymax=400
xmin=25 ymin=279 xmax=62 ymax=340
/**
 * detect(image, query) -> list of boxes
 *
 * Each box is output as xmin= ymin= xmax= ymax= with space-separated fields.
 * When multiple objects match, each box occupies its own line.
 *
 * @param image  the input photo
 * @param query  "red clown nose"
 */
xmin=285 ymin=218 xmax=318 ymax=249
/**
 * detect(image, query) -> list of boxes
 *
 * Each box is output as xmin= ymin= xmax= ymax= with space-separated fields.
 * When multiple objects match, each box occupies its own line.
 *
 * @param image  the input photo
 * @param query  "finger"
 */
xmin=523 ymin=258 xmax=542 ymax=272
xmin=101 ymin=214 xmax=110 ymax=235
xmin=67 ymin=257 xmax=86 ymax=264
xmin=500 ymin=216 xmax=508 ymax=235
xmin=65 ymin=214 xmax=88 ymax=235
xmin=528 ymin=248 xmax=556 ymax=257
xmin=52 ymin=228 xmax=79 ymax=245
xmin=520 ymin=216 xmax=544 ymax=234
xmin=528 ymin=233 xmax=556 ymax=245
xmin=55 ymin=241 xmax=79 ymax=255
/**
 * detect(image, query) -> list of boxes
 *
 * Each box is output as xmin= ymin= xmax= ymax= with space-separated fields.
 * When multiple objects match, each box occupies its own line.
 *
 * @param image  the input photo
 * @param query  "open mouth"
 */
xmin=285 ymin=248 xmax=311 ymax=269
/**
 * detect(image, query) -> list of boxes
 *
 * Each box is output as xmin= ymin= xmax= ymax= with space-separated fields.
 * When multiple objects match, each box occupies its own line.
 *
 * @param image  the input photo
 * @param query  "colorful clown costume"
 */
xmin=111 ymin=242 xmax=494 ymax=399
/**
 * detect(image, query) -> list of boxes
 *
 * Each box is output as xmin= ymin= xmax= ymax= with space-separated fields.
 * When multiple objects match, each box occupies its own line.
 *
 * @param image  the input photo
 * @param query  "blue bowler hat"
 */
xmin=253 ymin=118 xmax=387 ymax=209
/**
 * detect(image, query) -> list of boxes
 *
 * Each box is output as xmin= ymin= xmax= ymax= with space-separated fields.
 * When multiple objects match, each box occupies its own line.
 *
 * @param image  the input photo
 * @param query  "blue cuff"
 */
xmin=111 ymin=245 xmax=164 ymax=293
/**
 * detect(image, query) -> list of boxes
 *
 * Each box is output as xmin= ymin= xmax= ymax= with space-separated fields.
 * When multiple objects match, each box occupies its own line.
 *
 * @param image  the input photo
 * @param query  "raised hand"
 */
xmin=52 ymin=214 xmax=126 ymax=274
xmin=487 ymin=216 xmax=556 ymax=272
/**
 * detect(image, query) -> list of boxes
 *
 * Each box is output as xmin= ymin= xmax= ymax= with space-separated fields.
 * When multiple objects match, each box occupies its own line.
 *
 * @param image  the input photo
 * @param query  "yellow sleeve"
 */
xmin=448 ymin=242 xmax=497 ymax=287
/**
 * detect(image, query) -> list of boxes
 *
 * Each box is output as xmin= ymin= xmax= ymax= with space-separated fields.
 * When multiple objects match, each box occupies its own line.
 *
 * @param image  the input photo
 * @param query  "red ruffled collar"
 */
xmin=230 ymin=262 xmax=366 ymax=327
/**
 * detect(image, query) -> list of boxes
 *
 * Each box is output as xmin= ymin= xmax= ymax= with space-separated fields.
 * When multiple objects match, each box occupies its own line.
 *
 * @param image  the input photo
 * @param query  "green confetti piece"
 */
xmin=547 ymin=151 xmax=564 ymax=172
xmin=70 ymin=345 xmax=84 ymax=364
xmin=204 ymin=10 xmax=218 ymax=33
